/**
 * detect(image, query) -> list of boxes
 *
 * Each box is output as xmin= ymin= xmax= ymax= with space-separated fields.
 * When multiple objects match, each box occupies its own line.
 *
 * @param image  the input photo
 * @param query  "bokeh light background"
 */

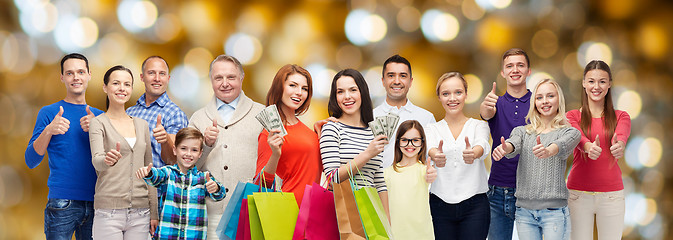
xmin=1 ymin=0 xmax=672 ymax=239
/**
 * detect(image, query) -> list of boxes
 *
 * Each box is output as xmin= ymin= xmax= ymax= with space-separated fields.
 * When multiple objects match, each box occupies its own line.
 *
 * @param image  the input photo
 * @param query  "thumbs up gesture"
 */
xmin=47 ymin=106 xmax=70 ymax=135
xmin=430 ymin=140 xmax=446 ymax=167
xmin=153 ymin=114 xmax=168 ymax=144
xmin=204 ymin=119 xmax=219 ymax=147
xmin=532 ymin=135 xmax=553 ymax=159
xmin=425 ymin=158 xmax=437 ymax=183
xmin=105 ymin=142 xmax=122 ymax=166
xmin=492 ymin=137 xmax=513 ymax=161
xmin=609 ymin=133 xmax=625 ymax=159
xmin=480 ymin=82 xmax=499 ymax=119
xmin=204 ymin=172 xmax=220 ymax=193
xmin=80 ymin=105 xmax=95 ymax=132
xmin=462 ymin=136 xmax=477 ymax=164
xmin=585 ymin=135 xmax=602 ymax=160
xmin=136 ymin=163 xmax=154 ymax=179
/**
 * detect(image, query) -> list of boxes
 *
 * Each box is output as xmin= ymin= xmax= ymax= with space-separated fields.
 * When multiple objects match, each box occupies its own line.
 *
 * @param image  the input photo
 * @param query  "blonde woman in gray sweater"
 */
xmin=492 ymin=78 xmax=580 ymax=240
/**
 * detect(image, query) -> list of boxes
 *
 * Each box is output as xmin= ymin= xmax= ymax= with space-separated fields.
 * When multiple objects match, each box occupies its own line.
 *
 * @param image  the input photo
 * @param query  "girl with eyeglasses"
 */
xmin=384 ymin=120 xmax=437 ymax=239
xmin=426 ymin=72 xmax=491 ymax=239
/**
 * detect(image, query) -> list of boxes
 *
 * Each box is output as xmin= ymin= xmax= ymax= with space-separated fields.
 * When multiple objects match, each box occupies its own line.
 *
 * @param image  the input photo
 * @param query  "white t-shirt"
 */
xmin=424 ymin=118 xmax=490 ymax=204
xmin=373 ymin=100 xmax=435 ymax=168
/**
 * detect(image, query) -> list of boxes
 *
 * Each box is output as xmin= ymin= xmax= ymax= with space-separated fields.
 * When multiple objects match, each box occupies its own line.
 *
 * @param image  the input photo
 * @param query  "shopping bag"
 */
xmin=353 ymin=186 xmax=393 ymax=240
xmin=217 ymin=181 xmax=272 ymax=240
xmin=248 ymin=194 xmax=265 ymax=240
xmin=292 ymin=183 xmax=339 ymax=240
xmin=292 ymin=184 xmax=314 ymax=240
xmin=333 ymin=177 xmax=366 ymax=239
xmin=251 ymin=191 xmax=299 ymax=240
xmin=235 ymin=199 xmax=251 ymax=240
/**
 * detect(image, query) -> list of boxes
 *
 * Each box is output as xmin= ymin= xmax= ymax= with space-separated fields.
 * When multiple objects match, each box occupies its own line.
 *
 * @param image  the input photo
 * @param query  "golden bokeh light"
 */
xmin=637 ymin=21 xmax=669 ymax=61
xmin=639 ymin=138 xmax=662 ymax=168
xmin=616 ymin=90 xmax=642 ymax=119
xmin=531 ymin=29 xmax=558 ymax=58
xmin=397 ymin=6 xmax=421 ymax=32
xmin=464 ymin=74 xmax=484 ymax=104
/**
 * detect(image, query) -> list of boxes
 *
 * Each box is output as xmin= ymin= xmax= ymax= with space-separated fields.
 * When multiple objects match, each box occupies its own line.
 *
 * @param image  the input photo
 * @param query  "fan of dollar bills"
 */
xmin=255 ymin=104 xmax=288 ymax=136
xmin=368 ymin=112 xmax=400 ymax=139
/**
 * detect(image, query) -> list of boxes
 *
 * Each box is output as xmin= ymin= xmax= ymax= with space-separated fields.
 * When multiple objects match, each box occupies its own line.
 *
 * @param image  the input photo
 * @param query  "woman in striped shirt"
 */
xmin=320 ymin=68 xmax=389 ymax=212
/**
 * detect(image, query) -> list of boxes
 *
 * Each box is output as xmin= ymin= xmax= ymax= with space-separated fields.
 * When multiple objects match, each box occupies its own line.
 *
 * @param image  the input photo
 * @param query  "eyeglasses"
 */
xmin=399 ymin=138 xmax=424 ymax=147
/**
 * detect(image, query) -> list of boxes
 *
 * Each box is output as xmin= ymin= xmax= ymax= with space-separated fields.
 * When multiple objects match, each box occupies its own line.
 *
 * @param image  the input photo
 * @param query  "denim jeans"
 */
xmin=487 ymin=184 xmax=516 ymax=240
xmin=430 ymin=193 xmax=490 ymax=240
xmin=44 ymin=198 xmax=94 ymax=240
xmin=515 ymin=206 xmax=571 ymax=240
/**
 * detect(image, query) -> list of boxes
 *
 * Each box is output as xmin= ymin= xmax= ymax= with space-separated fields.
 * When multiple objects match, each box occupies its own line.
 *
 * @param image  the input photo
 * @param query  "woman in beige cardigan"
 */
xmin=89 ymin=65 xmax=158 ymax=239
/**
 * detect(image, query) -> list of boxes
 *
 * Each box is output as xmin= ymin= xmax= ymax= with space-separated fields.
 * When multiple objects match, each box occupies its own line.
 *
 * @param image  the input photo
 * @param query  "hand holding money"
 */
xmin=256 ymin=105 xmax=288 ymax=137
xmin=368 ymin=112 xmax=400 ymax=140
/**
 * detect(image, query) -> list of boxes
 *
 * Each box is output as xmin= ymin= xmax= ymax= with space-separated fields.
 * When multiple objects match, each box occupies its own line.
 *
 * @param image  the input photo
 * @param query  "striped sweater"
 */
xmin=320 ymin=121 xmax=387 ymax=192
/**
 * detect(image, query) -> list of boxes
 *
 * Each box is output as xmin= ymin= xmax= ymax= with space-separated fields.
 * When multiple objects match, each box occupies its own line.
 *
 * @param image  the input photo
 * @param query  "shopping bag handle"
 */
xmin=254 ymin=167 xmax=276 ymax=193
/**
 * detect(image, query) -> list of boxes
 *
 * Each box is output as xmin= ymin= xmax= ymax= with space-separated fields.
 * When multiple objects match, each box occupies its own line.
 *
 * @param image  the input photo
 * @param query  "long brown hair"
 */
xmin=265 ymin=64 xmax=313 ymax=124
xmin=580 ymin=60 xmax=617 ymax=149
xmin=393 ymin=120 xmax=427 ymax=172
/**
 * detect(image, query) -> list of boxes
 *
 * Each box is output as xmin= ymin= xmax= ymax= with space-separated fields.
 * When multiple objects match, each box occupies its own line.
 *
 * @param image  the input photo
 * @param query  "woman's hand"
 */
xmin=267 ymin=129 xmax=284 ymax=156
xmin=492 ymin=137 xmax=513 ymax=161
xmin=105 ymin=142 xmax=122 ymax=166
xmin=365 ymin=135 xmax=388 ymax=159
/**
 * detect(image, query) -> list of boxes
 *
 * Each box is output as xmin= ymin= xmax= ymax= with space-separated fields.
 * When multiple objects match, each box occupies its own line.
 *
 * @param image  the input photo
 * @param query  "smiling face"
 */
xmin=103 ymin=70 xmax=133 ymax=106
xmin=438 ymin=77 xmax=467 ymax=114
xmin=583 ymin=69 xmax=611 ymax=103
xmin=211 ymin=60 xmax=243 ymax=103
xmin=382 ymin=62 xmax=412 ymax=102
xmin=174 ymin=138 xmax=203 ymax=172
xmin=534 ymin=82 xmax=560 ymax=119
xmin=140 ymin=57 xmax=170 ymax=99
xmin=335 ymin=76 xmax=362 ymax=117
xmin=398 ymin=128 xmax=423 ymax=160
xmin=501 ymin=55 xmax=531 ymax=87
xmin=61 ymin=58 xmax=91 ymax=96
xmin=280 ymin=73 xmax=309 ymax=115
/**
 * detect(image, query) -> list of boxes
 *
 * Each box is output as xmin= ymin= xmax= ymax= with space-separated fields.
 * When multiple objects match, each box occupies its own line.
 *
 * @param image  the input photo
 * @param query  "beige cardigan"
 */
xmin=89 ymin=114 xmax=158 ymax=220
xmin=189 ymin=93 xmax=264 ymax=216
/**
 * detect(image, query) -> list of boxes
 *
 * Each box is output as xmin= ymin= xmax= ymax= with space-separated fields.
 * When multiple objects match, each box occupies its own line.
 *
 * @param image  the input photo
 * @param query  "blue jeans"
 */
xmin=44 ymin=198 xmax=94 ymax=240
xmin=515 ymin=206 xmax=571 ymax=240
xmin=487 ymin=184 xmax=516 ymax=240
xmin=430 ymin=193 xmax=490 ymax=239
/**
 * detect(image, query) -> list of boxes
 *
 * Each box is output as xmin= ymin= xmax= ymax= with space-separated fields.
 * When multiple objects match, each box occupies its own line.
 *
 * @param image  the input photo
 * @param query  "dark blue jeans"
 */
xmin=44 ymin=198 xmax=94 ymax=240
xmin=430 ymin=193 xmax=490 ymax=240
xmin=487 ymin=184 xmax=517 ymax=240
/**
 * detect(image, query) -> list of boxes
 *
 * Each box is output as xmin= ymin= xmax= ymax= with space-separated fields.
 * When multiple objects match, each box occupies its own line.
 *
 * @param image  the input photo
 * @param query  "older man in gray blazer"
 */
xmin=188 ymin=54 xmax=264 ymax=239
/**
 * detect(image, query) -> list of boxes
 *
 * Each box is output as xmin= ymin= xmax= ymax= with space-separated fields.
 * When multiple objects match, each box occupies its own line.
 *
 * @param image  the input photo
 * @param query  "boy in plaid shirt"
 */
xmin=136 ymin=127 xmax=225 ymax=239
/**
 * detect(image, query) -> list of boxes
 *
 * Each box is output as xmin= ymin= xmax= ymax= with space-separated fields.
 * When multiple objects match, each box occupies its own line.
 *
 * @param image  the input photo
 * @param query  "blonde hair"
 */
xmin=435 ymin=72 xmax=467 ymax=96
xmin=525 ymin=78 xmax=570 ymax=134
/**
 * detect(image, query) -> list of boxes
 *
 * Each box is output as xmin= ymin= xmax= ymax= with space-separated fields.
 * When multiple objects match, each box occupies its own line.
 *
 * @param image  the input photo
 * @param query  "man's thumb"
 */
xmin=595 ymin=135 xmax=600 ymax=147
xmin=213 ymin=118 xmax=218 ymax=127
xmin=491 ymin=82 xmax=497 ymax=94
xmin=86 ymin=105 xmax=93 ymax=115
xmin=156 ymin=114 xmax=162 ymax=127
xmin=57 ymin=106 xmax=64 ymax=117
xmin=465 ymin=136 xmax=471 ymax=149
xmin=437 ymin=140 xmax=444 ymax=153
xmin=116 ymin=142 xmax=121 ymax=151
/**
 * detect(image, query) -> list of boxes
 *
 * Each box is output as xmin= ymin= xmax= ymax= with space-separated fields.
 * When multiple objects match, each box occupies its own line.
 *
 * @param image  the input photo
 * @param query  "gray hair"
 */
xmin=209 ymin=54 xmax=244 ymax=80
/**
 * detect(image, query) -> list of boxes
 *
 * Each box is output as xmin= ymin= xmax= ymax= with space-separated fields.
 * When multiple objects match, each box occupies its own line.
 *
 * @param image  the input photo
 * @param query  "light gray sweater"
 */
xmin=505 ymin=125 xmax=580 ymax=210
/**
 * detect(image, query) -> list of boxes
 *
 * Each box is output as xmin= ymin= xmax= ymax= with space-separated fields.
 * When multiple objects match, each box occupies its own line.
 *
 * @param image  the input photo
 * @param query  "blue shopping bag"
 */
xmin=217 ymin=181 xmax=271 ymax=240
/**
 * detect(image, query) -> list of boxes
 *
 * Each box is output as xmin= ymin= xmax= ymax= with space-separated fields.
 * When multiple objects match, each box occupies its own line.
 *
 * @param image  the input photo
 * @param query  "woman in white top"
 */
xmin=426 ymin=72 xmax=491 ymax=239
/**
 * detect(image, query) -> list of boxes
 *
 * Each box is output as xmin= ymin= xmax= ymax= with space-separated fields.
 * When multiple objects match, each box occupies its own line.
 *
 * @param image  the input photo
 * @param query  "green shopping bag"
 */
xmin=353 ymin=186 xmax=393 ymax=240
xmin=349 ymin=165 xmax=393 ymax=240
xmin=247 ymin=170 xmax=299 ymax=240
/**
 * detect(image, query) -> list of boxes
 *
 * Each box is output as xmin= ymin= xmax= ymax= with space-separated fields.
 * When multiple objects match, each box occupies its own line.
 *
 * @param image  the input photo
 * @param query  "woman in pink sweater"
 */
xmin=566 ymin=60 xmax=631 ymax=240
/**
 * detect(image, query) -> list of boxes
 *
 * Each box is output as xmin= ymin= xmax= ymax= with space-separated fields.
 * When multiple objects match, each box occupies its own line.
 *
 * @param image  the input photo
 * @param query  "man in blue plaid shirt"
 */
xmin=127 ymin=55 xmax=189 ymax=234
